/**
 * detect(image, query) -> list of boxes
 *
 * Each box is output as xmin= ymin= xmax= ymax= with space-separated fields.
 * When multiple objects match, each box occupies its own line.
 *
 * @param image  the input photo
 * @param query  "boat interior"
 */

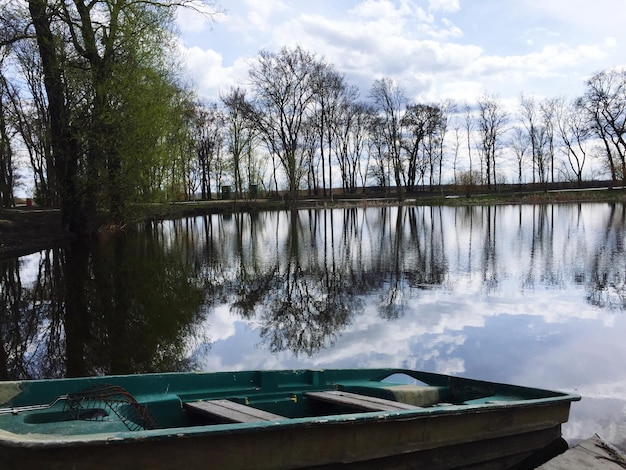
xmin=0 ymin=369 xmax=574 ymax=436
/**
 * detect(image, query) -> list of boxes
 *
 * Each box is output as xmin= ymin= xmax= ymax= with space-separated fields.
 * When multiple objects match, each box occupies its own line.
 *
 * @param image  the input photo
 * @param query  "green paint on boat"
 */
xmin=0 ymin=369 xmax=581 ymax=469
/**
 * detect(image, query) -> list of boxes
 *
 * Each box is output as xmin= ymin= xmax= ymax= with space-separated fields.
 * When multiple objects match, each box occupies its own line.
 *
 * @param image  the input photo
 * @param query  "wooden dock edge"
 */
xmin=538 ymin=434 xmax=626 ymax=470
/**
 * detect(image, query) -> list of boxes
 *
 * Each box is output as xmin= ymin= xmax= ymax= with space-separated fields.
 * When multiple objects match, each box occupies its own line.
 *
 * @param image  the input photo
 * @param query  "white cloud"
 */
xmin=175 ymin=2 xmax=227 ymax=34
xmin=432 ymin=18 xmax=463 ymax=40
xmin=437 ymin=80 xmax=484 ymax=103
xmin=522 ymin=27 xmax=559 ymax=47
xmin=180 ymin=44 xmax=251 ymax=99
xmin=241 ymin=0 xmax=289 ymax=32
xmin=350 ymin=0 xmax=429 ymax=23
xmin=467 ymin=40 xmax=613 ymax=85
xmin=176 ymin=0 xmax=625 ymax=103
xmin=524 ymin=0 xmax=626 ymax=35
xmin=267 ymin=6 xmax=481 ymax=101
xmin=429 ymin=0 xmax=460 ymax=13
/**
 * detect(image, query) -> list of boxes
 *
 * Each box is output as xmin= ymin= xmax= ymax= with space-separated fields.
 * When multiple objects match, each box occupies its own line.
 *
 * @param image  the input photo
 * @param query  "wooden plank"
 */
xmin=183 ymin=399 xmax=285 ymax=423
xmin=538 ymin=434 xmax=626 ymax=469
xmin=305 ymin=390 xmax=420 ymax=412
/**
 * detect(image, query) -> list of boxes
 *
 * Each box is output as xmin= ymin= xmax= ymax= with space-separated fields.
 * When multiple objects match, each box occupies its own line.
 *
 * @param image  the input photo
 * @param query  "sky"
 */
xmin=175 ymin=0 xmax=626 ymax=107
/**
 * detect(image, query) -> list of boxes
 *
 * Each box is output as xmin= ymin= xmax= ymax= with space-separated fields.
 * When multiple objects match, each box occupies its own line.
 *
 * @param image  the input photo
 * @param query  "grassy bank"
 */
xmin=126 ymin=187 xmax=626 ymax=222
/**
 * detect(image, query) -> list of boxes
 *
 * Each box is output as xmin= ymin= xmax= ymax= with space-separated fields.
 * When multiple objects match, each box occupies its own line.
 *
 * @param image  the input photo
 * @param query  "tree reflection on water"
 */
xmin=0 ymin=203 xmax=625 ymax=379
xmin=0 ymin=230 xmax=206 ymax=379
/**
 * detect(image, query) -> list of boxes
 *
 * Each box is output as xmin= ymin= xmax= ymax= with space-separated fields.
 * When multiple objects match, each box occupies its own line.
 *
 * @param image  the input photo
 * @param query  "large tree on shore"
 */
xmin=312 ymin=63 xmax=347 ymax=197
xmin=555 ymin=97 xmax=590 ymax=184
xmin=476 ymin=94 xmax=507 ymax=188
xmin=370 ymin=77 xmax=406 ymax=195
xmin=248 ymin=46 xmax=322 ymax=202
xmin=27 ymin=0 xmax=83 ymax=231
xmin=0 ymin=51 xmax=16 ymax=208
xmin=11 ymin=0 xmax=220 ymax=232
xmin=10 ymin=41 xmax=57 ymax=206
xmin=191 ymin=101 xmax=225 ymax=200
xmin=222 ymin=87 xmax=257 ymax=198
xmin=579 ymin=69 xmax=626 ymax=184
xmin=333 ymin=100 xmax=371 ymax=193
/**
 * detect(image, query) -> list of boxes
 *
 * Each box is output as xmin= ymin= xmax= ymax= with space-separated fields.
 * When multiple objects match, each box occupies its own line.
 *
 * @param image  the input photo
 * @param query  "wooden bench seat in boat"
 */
xmin=183 ymin=399 xmax=285 ymax=423
xmin=305 ymin=390 xmax=421 ymax=412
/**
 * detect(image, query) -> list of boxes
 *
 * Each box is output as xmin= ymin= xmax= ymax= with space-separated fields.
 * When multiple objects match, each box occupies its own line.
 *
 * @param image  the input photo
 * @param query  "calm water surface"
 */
xmin=2 ymin=203 xmax=626 ymax=447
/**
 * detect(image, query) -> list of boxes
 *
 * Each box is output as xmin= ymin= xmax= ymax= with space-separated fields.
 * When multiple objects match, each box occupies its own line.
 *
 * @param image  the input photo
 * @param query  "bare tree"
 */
xmin=11 ymin=40 xmax=57 ymax=205
xmin=367 ymin=115 xmax=390 ymax=193
xmin=451 ymin=121 xmax=462 ymax=185
xmin=580 ymin=69 xmax=626 ymax=183
xmin=401 ymin=103 xmax=435 ymax=191
xmin=540 ymin=98 xmax=558 ymax=183
xmin=435 ymin=100 xmax=455 ymax=189
xmin=370 ymin=77 xmax=406 ymax=196
xmin=312 ymin=63 xmax=347 ymax=197
xmin=0 ymin=46 xmax=16 ymax=207
xmin=0 ymin=58 xmax=15 ymax=207
xmin=420 ymin=105 xmax=446 ymax=190
xmin=555 ymin=97 xmax=590 ymax=184
xmin=509 ymin=127 xmax=529 ymax=185
xmin=192 ymin=101 xmax=225 ymax=200
xmin=249 ymin=46 xmax=321 ymax=203
xmin=333 ymin=100 xmax=371 ymax=193
xmin=301 ymin=117 xmax=318 ymax=195
xmin=476 ymin=94 xmax=507 ymax=188
xmin=221 ymin=87 xmax=257 ymax=199
xmin=463 ymin=104 xmax=474 ymax=178
xmin=27 ymin=0 xmax=84 ymax=230
xmin=519 ymin=94 xmax=554 ymax=185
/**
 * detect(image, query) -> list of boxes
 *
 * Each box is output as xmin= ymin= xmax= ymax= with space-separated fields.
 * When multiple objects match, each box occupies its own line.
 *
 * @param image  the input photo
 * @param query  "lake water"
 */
xmin=2 ymin=203 xmax=625 ymax=447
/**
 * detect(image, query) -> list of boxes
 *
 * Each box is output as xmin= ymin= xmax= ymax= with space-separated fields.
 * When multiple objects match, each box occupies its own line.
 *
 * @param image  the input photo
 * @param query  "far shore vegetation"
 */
xmin=2 ymin=182 xmax=625 ymax=259
xmin=7 ymin=180 xmax=626 ymax=221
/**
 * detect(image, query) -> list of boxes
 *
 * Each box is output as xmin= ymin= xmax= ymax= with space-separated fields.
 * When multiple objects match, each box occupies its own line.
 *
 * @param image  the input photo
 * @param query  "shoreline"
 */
xmin=2 ymin=188 xmax=625 ymax=259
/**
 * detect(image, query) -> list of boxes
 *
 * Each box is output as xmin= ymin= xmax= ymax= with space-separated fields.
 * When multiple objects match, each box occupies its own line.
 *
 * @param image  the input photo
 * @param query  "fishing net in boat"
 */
xmin=62 ymin=384 xmax=158 ymax=431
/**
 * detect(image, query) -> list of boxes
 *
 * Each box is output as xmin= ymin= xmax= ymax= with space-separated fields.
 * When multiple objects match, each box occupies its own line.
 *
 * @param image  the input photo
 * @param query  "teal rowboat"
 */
xmin=0 ymin=369 xmax=579 ymax=469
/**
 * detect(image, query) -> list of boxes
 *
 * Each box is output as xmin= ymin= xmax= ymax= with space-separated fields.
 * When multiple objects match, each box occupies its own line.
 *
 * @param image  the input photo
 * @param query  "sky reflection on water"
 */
xmin=193 ymin=278 xmax=626 ymax=446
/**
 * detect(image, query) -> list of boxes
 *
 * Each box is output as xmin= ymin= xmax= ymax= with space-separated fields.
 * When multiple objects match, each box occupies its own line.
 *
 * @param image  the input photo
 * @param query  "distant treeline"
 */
xmin=1 ymin=2 xmax=625 ymax=234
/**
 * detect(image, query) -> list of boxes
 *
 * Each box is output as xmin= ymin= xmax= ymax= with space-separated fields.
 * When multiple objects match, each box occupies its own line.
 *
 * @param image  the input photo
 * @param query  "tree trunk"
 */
xmin=28 ymin=0 xmax=85 ymax=233
xmin=0 ymin=90 xmax=13 ymax=207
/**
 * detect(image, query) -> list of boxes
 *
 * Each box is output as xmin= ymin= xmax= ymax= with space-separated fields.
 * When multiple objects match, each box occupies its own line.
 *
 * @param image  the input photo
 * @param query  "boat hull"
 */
xmin=0 ymin=403 xmax=573 ymax=469
xmin=0 ymin=369 xmax=579 ymax=469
